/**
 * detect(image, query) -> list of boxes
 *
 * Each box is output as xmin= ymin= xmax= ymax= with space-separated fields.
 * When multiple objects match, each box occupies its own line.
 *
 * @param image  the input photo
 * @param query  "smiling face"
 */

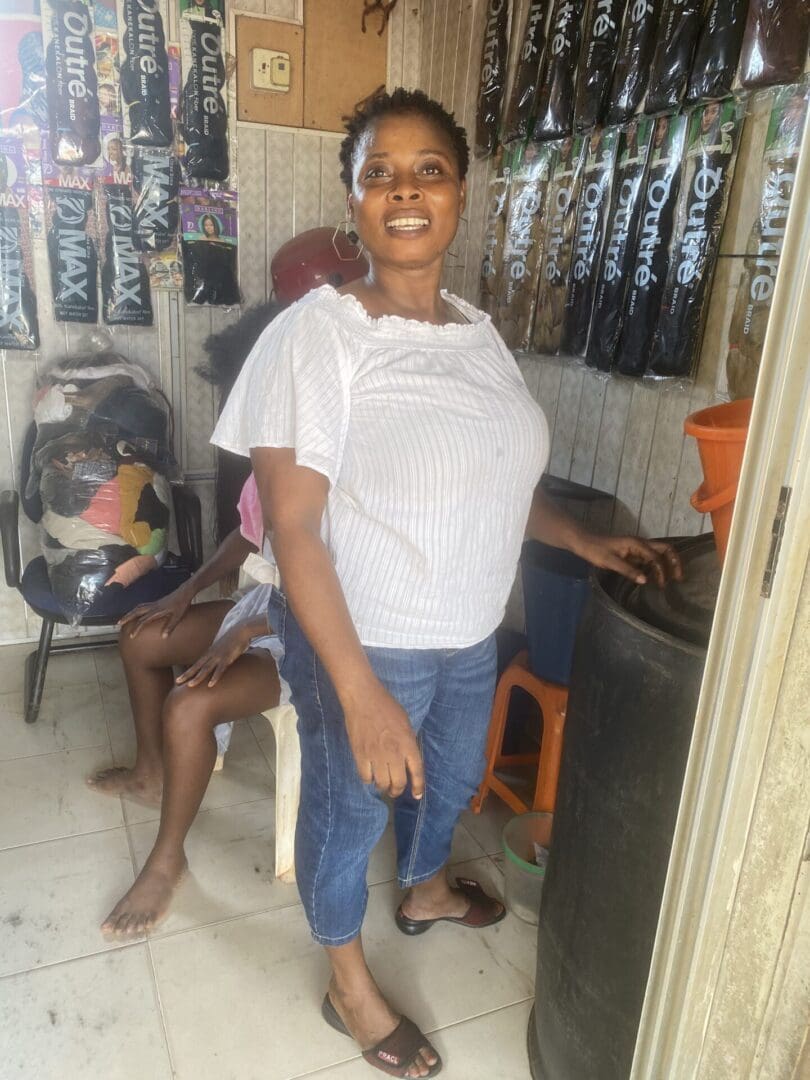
xmin=347 ymin=112 xmax=466 ymax=273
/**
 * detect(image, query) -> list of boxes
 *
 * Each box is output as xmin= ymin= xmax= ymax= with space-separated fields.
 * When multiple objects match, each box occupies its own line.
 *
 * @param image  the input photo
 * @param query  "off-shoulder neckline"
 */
xmin=314 ymin=284 xmax=490 ymax=338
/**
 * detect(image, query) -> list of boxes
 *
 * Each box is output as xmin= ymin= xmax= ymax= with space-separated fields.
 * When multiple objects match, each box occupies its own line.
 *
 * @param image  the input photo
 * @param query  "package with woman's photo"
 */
xmin=46 ymin=182 xmax=99 ymax=323
xmin=181 ymin=187 xmax=239 ymax=305
xmin=616 ymin=112 xmax=687 ymax=376
xmin=496 ymin=140 xmax=555 ymax=350
xmin=727 ymin=83 xmax=809 ymax=398
xmin=573 ymin=0 xmax=624 ymax=133
xmin=739 ymin=0 xmax=810 ymax=90
xmin=686 ymin=0 xmax=748 ymax=105
xmin=0 ymin=135 xmax=39 ymax=350
xmin=532 ymin=0 xmax=587 ymax=141
xmin=503 ymin=2 xmax=548 ymax=144
xmin=180 ymin=11 xmax=228 ymax=180
xmin=649 ymin=98 xmax=745 ymax=378
xmin=645 ymin=0 xmax=703 ymax=114
xmin=531 ymin=135 xmax=586 ymax=354
xmin=478 ymin=149 xmax=513 ymax=315
xmin=586 ymin=116 xmax=653 ymax=372
xmin=561 ymin=126 xmax=619 ymax=357
xmin=117 ymin=0 xmax=172 ymax=146
xmin=100 ymin=182 xmax=153 ymax=325
xmin=43 ymin=0 xmax=101 ymax=165
xmin=605 ymin=0 xmax=662 ymax=126
xmin=94 ymin=0 xmax=120 ymax=123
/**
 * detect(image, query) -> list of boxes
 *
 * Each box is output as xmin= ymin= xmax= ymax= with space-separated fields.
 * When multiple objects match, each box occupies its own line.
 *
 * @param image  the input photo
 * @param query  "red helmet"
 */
xmin=270 ymin=227 xmax=368 ymax=304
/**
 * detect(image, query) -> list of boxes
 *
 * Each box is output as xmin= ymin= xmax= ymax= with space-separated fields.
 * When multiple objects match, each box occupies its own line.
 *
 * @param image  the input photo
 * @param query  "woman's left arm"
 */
xmin=526 ymin=487 xmax=683 ymax=586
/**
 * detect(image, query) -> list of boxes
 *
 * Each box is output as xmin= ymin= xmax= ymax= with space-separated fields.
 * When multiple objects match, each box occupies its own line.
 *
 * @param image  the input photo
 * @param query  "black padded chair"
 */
xmin=0 ymin=424 xmax=203 ymax=724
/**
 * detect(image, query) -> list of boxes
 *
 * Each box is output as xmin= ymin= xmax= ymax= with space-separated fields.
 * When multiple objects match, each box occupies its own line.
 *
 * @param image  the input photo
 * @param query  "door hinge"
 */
xmin=761 ymin=486 xmax=792 ymax=599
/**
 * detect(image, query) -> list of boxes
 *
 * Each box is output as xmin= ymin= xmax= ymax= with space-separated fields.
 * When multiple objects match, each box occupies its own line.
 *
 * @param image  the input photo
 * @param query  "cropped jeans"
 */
xmin=266 ymin=587 xmax=497 ymax=946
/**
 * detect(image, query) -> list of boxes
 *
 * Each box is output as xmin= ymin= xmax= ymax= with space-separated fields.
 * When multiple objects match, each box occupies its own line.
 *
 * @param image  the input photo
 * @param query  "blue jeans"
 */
xmin=267 ymin=588 xmax=497 ymax=946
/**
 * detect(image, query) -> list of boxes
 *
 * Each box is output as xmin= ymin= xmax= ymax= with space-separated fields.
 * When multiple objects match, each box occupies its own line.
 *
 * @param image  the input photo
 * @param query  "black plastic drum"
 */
xmin=528 ymin=535 xmax=720 ymax=1079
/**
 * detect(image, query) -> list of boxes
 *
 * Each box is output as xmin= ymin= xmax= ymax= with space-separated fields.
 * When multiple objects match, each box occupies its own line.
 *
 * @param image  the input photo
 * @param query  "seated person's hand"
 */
xmin=175 ymin=617 xmax=265 ymax=689
xmin=579 ymin=535 xmax=684 ymax=588
xmin=117 ymin=581 xmax=196 ymax=638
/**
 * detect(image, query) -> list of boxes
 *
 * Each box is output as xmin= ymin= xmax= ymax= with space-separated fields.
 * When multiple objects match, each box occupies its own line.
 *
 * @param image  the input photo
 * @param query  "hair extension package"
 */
xmin=645 ymin=0 xmax=703 ymax=114
xmin=132 ymin=148 xmax=180 ymax=250
xmin=561 ymin=126 xmax=619 ymax=356
xmin=181 ymin=188 xmax=239 ymax=305
xmin=503 ymin=2 xmax=549 ymax=144
xmin=117 ymin=0 xmax=172 ymax=146
xmin=605 ymin=0 xmax=662 ymax=125
xmin=685 ymin=0 xmax=748 ymax=105
xmin=0 ymin=135 xmax=40 ymax=350
xmin=531 ymin=135 xmax=586 ymax=353
xmin=46 ymin=182 xmax=99 ymax=323
xmin=479 ymin=149 xmax=514 ymax=315
xmin=496 ymin=140 xmax=555 ymax=349
xmin=43 ymin=0 xmax=101 ymax=165
xmin=574 ymin=0 xmax=625 ymax=133
xmin=586 ymin=116 xmax=654 ymax=371
xmin=180 ymin=10 xmax=229 ymax=180
xmin=649 ymin=98 xmax=745 ymax=378
xmin=475 ymin=0 xmax=511 ymax=158
xmin=727 ymin=83 xmax=809 ymax=399
xmin=616 ymin=112 xmax=687 ymax=375
xmin=100 ymin=183 xmax=154 ymax=325
xmin=740 ymin=1 xmax=810 ymax=90
xmin=533 ymin=0 xmax=587 ymax=140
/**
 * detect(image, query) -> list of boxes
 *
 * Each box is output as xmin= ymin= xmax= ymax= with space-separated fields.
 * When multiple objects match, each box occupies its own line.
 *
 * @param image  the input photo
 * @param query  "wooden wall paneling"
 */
xmin=611 ymin=382 xmax=661 ymax=535
xmin=637 ymin=383 xmax=695 ymax=538
xmin=265 ymin=0 xmax=300 ymax=18
xmin=319 ymin=137 xmax=347 ymax=231
xmin=535 ymin=354 xmax=564 ymax=444
xmin=447 ymin=0 xmax=480 ymax=295
xmin=548 ymin=364 xmax=585 ymax=479
xmin=238 ymin=127 xmax=269 ymax=307
xmin=265 ymin=130 xmax=296 ymax=274
xmin=437 ymin=1 xmax=460 ymax=108
xmin=180 ymin=307 xmax=215 ymax=475
xmin=419 ymin=0 xmax=438 ymax=93
xmin=387 ymin=0 xmax=407 ymax=87
xmin=569 ymin=369 xmax=608 ymax=487
xmin=292 ymin=133 xmax=322 ymax=237
xmin=668 ymin=380 xmax=713 ymax=537
xmin=516 ymin=354 xmax=541 ymax=400
xmin=400 ymin=1 xmax=423 ymax=90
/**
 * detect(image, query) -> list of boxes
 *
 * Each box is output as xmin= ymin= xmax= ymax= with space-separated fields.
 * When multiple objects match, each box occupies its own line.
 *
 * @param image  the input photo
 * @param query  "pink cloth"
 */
xmin=237 ymin=474 xmax=264 ymax=549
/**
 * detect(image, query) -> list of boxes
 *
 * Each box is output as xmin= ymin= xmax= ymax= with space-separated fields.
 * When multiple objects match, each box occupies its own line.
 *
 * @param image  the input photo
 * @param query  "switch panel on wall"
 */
xmin=236 ymin=14 xmax=304 ymax=126
xmin=252 ymin=49 xmax=292 ymax=92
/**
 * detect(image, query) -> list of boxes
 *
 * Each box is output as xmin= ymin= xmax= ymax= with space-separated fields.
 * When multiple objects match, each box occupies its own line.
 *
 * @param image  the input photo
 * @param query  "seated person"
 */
xmin=88 ymin=473 xmax=283 ymax=936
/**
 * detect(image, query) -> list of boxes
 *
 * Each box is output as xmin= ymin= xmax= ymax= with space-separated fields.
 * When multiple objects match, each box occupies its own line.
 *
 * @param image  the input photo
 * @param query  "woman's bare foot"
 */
xmin=101 ymin=852 xmax=188 ymax=939
xmin=328 ymin=975 xmax=438 ymax=1078
xmin=398 ymin=876 xmax=472 ymax=922
xmin=86 ymin=765 xmax=163 ymax=807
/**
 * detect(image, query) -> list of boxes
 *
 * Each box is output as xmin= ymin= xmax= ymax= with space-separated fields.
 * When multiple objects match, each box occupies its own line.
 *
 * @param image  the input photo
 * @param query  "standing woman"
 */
xmin=213 ymin=89 xmax=680 ymax=1079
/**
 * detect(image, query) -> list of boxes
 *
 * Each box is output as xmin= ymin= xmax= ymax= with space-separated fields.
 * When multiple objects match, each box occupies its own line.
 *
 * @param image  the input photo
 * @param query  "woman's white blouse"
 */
xmin=212 ymin=285 xmax=549 ymax=649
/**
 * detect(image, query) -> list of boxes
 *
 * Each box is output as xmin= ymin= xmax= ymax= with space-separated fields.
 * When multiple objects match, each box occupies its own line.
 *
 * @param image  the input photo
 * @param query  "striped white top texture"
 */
xmin=212 ymin=285 xmax=549 ymax=649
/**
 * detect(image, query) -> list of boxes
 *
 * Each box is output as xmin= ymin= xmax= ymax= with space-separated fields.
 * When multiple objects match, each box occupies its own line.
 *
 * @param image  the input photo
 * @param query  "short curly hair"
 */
xmin=339 ymin=87 xmax=469 ymax=189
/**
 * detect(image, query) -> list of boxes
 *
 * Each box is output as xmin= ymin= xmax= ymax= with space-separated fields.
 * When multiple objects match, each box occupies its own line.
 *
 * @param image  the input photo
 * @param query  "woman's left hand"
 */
xmin=579 ymin=535 xmax=683 ymax=587
xmin=175 ymin=625 xmax=254 ymax=689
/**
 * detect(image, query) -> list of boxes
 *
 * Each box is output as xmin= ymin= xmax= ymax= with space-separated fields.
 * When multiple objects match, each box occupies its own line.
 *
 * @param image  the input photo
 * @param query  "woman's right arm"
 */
xmin=251 ymin=446 xmax=425 ymax=801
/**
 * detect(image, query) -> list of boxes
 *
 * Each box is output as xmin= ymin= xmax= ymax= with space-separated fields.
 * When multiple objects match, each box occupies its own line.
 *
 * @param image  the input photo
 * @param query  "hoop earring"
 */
xmin=332 ymin=218 xmax=365 ymax=260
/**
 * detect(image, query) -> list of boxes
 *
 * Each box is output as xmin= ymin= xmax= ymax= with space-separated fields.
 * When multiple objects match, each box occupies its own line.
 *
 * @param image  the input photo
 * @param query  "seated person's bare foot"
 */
xmin=101 ymin=852 xmax=188 ymax=938
xmin=328 ymin=975 xmax=438 ymax=1079
xmin=86 ymin=765 xmax=163 ymax=807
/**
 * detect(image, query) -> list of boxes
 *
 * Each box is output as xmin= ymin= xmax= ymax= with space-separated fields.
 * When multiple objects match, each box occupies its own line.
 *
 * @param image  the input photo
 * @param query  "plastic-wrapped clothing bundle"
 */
xmin=503 ymin=2 xmax=548 ymax=144
xmin=45 ymin=0 xmax=101 ymax=165
xmin=645 ymin=0 xmax=703 ymax=114
xmin=616 ymin=113 xmax=687 ymax=375
xmin=475 ymin=0 xmax=511 ymax=158
xmin=47 ymin=187 xmax=99 ymax=323
xmin=496 ymin=141 xmax=555 ymax=349
xmin=118 ymin=0 xmax=172 ymax=146
xmin=180 ymin=16 xmax=229 ymax=181
xmin=101 ymin=184 xmax=154 ymax=325
xmin=740 ymin=0 xmax=810 ymax=90
xmin=532 ymin=136 xmax=586 ymax=353
xmin=605 ymin=0 xmax=662 ymax=126
xmin=533 ymin=0 xmax=587 ymax=140
xmin=574 ymin=0 xmax=625 ymax=133
xmin=727 ymin=84 xmax=808 ymax=399
xmin=649 ymin=98 xmax=745 ymax=378
xmin=181 ymin=188 xmax=240 ymax=306
xmin=478 ymin=152 xmax=514 ymax=315
xmin=685 ymin=0 xmax=748 ymax=105
xmin=132 ymin=148 xmax=179 ymax=251
xmin=29 ymin=354 xmax=174 ymax=624
xmin=561 ymin=127 xmax=619 ymax=356
xmin=586 ymin=116 xmax=653 ymax=371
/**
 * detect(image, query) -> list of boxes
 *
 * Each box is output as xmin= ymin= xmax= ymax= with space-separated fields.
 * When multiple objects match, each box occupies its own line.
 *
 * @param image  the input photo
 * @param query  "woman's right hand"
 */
xmin=343 ymin=681 xmax=425 ymax=801
xmin=117 ymin=582 xmax=196 ymax=639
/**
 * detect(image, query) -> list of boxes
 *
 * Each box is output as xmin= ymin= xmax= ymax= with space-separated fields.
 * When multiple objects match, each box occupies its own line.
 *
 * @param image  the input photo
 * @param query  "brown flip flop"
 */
xmin=395 ymin=877 xmax=506 ymax=936
xmin=321 ymin=993 xmax=442 ymax=1078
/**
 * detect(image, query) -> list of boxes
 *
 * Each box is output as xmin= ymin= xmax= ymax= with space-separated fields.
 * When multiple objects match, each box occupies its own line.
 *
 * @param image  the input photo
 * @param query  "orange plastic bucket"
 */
xmin=684 ymin=398 xmax=753 ymax=563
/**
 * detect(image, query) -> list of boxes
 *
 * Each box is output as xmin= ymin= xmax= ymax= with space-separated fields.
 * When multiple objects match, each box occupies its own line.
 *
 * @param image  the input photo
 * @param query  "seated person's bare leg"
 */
xmin=87 ymin=600 xmax=234 ymax=803
xmin=102 ymin=650 xmax=280 ymax=936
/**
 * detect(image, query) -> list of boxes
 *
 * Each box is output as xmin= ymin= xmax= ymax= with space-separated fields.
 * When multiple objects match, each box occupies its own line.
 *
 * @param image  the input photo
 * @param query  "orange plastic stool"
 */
xmin=471 ymin=651 xmax=568 ymax=816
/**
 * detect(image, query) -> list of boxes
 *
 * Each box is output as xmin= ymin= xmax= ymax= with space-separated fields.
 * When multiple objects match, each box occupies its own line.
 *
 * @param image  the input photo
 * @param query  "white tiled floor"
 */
xmin=0 ymin=644 xmax=537 ymax=1079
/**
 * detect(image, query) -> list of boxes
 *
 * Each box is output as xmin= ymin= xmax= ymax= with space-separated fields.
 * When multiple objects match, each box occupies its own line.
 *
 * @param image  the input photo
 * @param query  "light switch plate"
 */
xmin=252 ymin=48 xmax=291 ymax=92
